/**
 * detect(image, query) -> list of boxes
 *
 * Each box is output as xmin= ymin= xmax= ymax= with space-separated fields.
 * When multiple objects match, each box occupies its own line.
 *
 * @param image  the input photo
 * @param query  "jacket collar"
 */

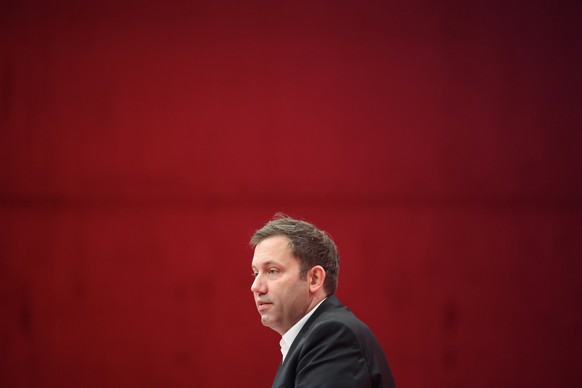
xmin=282 ymin=294 xmax=342 ymax=364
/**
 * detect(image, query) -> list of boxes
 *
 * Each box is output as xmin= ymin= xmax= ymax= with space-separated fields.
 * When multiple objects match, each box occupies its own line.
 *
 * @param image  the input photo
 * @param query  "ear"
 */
xmin=308 ymin=265 xmax=326 ymax=294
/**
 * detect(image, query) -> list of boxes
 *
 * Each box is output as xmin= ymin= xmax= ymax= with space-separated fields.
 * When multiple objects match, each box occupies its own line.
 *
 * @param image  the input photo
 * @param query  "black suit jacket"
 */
xmin=272 ymin=295 xmax=395 ymax=388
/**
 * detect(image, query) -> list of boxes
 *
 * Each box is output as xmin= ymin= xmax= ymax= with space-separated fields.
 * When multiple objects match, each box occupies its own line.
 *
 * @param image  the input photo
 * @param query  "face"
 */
xmin=251 ymin=235 xmax=311 ymax=335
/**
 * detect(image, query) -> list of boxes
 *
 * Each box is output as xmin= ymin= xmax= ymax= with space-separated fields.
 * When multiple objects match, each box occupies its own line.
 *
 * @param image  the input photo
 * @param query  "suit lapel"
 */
xmin=283 ymin=296 xmax=341 ymax=362
xmin=273 ymin=296 xmax=344 ymax=387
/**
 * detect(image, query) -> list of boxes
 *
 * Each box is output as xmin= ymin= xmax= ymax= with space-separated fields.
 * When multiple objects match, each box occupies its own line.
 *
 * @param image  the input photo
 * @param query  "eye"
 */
xmin=251 ymin=271 xmax=258 ymax=278
xmin=267 ymin=268 xmax=279 ymax=275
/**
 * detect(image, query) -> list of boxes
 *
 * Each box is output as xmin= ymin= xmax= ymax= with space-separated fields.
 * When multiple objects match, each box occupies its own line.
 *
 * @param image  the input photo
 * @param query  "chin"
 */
xmin=261 ymin=318 xmax=279 ymax=332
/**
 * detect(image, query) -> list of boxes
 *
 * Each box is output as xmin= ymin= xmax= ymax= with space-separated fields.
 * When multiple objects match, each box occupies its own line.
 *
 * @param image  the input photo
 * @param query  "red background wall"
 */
xmin=1 ymin=1 xmax=581 ymax=387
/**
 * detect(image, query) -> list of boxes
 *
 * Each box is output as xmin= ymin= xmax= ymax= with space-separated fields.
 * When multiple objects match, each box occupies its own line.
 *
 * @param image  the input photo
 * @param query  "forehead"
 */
xmin=251 ymin=235 xmax=296 ymax=267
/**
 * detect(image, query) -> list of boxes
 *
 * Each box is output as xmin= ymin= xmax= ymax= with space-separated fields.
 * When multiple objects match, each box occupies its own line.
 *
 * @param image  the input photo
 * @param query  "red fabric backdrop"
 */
xmin=1 ymin=1 xmax=581 ymax=387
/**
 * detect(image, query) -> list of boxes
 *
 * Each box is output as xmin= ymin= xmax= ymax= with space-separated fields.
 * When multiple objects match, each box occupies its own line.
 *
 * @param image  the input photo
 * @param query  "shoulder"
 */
xmin=283 ymin=297 xmax=395 ymax=388
xmin=303 ymin=302 xmax=376 ymax=350
xmin=315 ymin=297 xmax=373 ymax=331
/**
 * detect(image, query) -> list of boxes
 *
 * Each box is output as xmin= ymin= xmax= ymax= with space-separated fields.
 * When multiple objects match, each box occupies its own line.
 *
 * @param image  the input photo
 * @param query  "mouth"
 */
xmin=256 ymin=301 xmax=272 ymax=312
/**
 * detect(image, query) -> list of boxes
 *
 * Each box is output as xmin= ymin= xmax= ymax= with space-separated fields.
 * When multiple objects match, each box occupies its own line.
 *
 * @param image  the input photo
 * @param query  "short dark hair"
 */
xmin=250 ymin=213 xmax=340 ymax=295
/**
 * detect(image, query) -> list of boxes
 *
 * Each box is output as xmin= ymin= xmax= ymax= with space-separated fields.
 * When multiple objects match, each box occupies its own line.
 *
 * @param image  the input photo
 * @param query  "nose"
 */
xmin=251 ymin=274 xmax=266 ymax=294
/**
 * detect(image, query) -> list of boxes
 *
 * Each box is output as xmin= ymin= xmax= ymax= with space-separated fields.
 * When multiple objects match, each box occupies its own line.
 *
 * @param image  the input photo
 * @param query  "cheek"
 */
xmin=272 ymin=283 xmax=293 ymax=304
xmin=283 ymin=283 xmax=309 ymax=305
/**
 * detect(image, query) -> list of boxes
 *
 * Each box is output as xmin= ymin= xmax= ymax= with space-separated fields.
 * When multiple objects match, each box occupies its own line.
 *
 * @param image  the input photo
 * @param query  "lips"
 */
xmin=257 ymin=301 xmax=272 ymax=312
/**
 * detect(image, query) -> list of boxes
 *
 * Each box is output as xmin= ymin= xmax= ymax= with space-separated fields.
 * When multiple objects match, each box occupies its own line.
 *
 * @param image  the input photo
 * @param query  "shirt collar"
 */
xmin=280 ymin=298 xmax=327 ymax=361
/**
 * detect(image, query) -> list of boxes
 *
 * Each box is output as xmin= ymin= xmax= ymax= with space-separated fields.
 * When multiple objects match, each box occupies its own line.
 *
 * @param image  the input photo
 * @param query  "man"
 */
xmin=250 ymin=214 xmax=395 ymax=388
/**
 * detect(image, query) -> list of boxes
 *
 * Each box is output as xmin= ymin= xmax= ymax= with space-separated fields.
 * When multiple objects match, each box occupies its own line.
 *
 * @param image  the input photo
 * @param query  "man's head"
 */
xmin=250 ymin=214 xmax=340 ymax=334
xmin=251 ymin=214 xmax=340 ymax=294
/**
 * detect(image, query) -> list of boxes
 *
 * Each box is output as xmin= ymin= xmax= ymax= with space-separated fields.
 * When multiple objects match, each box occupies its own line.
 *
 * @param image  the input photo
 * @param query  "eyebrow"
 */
xmin=252 ymin=260 xmax=283 ymax=269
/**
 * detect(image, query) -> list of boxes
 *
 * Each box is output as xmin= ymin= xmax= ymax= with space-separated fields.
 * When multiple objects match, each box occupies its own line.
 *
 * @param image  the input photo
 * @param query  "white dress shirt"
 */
xmin=279 ymin=298 xmax=327 ymax=361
